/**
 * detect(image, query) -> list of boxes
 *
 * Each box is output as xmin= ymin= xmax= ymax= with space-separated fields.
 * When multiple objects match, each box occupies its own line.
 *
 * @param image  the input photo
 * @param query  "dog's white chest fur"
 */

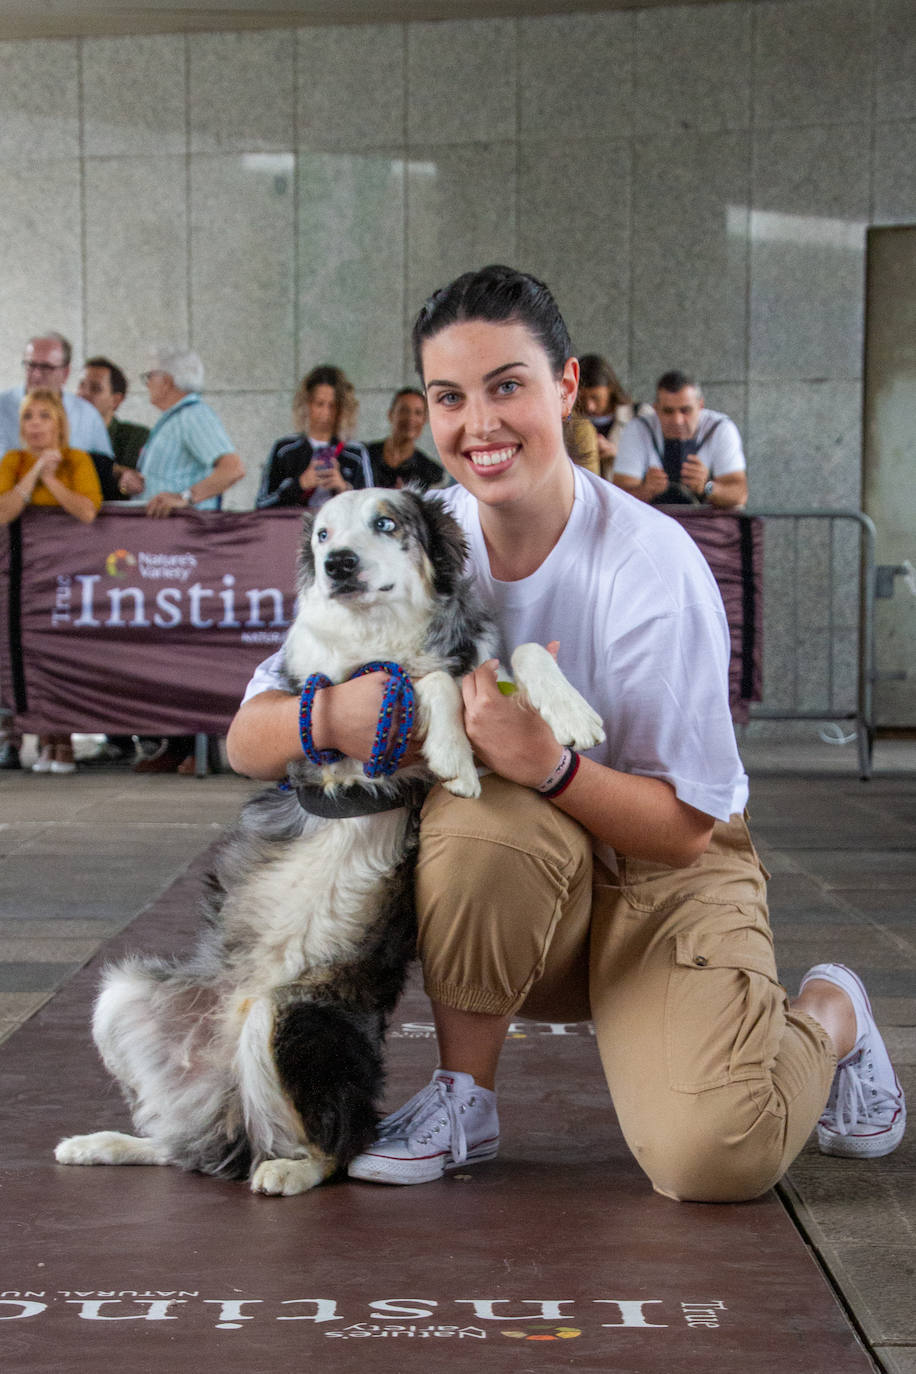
xmin=225 ymin=810 xmax=411 ymax=993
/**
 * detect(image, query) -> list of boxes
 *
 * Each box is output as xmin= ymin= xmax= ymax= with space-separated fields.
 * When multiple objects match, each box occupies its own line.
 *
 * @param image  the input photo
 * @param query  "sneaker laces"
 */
xmin=375 ymin=1079 xmax=473 ymax=1164
xmin=825 ymin=1040 xmax=901 ymax=1135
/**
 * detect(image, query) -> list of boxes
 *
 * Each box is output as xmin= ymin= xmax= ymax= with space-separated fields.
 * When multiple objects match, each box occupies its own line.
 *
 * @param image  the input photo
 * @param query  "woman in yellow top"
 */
xmin=0 ymin=388 xmax=103 ymax=774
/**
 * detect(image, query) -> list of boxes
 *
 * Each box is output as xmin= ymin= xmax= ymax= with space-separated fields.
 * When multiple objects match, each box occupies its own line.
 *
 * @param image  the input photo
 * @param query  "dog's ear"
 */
xmin=409 ymin=491 xmax=469 ymax=597
xmin=296 ymin=510 xmax=317 ymax=592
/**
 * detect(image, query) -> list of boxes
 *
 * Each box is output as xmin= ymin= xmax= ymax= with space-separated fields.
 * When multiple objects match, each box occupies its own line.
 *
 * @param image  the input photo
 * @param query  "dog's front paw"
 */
xmin=437 ymin=754 xmax=482 ymax=797
xmin=510 ymin=644 xmax=606 ymax=750
xmin=251 ymin=1153 xmax=332 ymax=1196
xmin=416 ymin=671 xmax=481 ymax=798
xmin=55 ymin=1131 xmax=168 ymax=1167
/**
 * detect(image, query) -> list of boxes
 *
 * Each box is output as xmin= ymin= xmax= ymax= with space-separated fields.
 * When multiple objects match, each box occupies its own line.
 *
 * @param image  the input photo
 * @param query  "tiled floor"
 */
xmin=0 ymin=735 xmax=914 ymax=1371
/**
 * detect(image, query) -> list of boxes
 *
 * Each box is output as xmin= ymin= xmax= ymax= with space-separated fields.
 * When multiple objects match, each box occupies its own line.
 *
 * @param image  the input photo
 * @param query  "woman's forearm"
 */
xmin=548 ymin=754 xmax=714 ymax=867
xmin=41 ymin=473 xmax=98 ymax=523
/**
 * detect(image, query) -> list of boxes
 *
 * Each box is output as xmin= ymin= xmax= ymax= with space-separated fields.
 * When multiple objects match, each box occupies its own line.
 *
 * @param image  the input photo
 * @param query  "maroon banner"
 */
xmin=665 ymin=506 xmax=763 ymax=724
xmin=0 ymin=503 xmax=762 ymax=737
xmin=0 ymin=507 xmax=303 ymax=735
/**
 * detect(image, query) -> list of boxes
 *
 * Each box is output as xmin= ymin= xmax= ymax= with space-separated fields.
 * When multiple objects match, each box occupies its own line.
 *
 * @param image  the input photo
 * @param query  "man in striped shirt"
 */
xmin=134 ymin=348 xmax=244 ymax=517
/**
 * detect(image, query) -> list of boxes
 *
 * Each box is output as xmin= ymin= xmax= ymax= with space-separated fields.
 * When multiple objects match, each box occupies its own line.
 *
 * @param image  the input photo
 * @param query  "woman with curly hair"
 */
xmin=257 ymin=364 xmax=372 ymax=510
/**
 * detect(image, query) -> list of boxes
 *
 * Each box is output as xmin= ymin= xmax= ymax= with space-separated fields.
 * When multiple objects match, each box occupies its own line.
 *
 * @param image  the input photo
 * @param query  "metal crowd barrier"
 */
xmin=742 ymin=508 xmax=878 ymax=780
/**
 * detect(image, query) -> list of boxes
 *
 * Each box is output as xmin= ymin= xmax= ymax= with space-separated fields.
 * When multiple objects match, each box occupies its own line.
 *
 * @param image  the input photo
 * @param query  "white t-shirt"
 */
xmin=615 ymin=408 xmax=745 ymax=480
xmin=242 ymin=467 xmax=748 ymax=865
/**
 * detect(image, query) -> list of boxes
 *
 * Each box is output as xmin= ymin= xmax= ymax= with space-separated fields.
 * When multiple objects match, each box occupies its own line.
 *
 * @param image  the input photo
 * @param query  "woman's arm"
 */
xmin=461 ymin=659 xmax=714 ymax=868
xmin=0 ymin=454 xmax=57 ymax=524
xmin=41 ymin=472 xmax=98 ymax=522
xmin=0 ymin=482 xmax=31 ymax=524
xmin=226 ymin=672 xmax=411 ymax=781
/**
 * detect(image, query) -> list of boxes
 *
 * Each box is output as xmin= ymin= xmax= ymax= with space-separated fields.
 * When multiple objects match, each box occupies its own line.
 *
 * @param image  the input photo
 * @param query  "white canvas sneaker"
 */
xmin=800 ymin=963 xmax=906 ymax=1159
xmin=348 ymin=1069 xmax=499 ymax=1185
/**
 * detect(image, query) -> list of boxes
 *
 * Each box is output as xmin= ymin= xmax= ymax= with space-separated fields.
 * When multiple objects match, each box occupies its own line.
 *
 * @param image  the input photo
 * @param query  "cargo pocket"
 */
xmin=665 ymin=904 xmax=784 ymax=1095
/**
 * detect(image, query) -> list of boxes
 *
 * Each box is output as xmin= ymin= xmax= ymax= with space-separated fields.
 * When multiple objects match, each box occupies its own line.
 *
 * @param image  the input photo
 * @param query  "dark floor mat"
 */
xmin=0 ymin=851 xmax=873 ymax=1372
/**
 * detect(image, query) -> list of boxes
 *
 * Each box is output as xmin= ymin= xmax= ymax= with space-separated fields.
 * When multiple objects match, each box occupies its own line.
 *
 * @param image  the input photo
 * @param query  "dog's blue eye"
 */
xmin=373 ymin=516 xmax=397 ymax=534
xmin=316 ymin=528 xmax=329 ymax=542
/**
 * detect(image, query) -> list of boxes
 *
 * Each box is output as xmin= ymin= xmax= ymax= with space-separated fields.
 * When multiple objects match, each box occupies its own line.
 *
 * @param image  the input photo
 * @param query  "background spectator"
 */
xmin=77 ymin=355 xmax=149 ymax=496
xmin=613 ymin=369 xmax=748 ymax=510
xmin=0 ymin=389 xmax=103 ymax=775
xmin=130 ymin=348 xmax=244 ymax=773
xmin=257 ymin=364 xmax=371 ymax=509
xmin=563 ymin=406 xmax=602 ymax=477
xmin=577 ymin=353 xmax=638 ymax=480
xmin=365 ymin=387 xmax=444 ymax=491
xmin=134 ymin=347 xmax=244 ymax=518
xmin=0 ymin=332 xmax=113 ymax=459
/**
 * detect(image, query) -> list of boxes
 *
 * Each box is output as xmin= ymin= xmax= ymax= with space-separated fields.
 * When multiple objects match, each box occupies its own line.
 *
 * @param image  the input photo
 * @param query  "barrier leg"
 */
xmin=857 ymin=720 xmax=873 ymax=781
xmin=193 ymin=733 xmax=209 ymax=778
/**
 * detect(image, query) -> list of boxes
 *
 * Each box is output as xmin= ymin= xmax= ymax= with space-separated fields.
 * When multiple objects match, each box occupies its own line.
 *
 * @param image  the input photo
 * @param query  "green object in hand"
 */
xmin=496 ymin=680 xmax=517 ymax=696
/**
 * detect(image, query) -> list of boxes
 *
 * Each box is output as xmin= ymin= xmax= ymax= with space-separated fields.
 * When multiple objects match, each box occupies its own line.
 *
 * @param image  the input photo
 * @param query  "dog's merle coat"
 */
xmin=56 ymin=488 xmax=604 ymax=1195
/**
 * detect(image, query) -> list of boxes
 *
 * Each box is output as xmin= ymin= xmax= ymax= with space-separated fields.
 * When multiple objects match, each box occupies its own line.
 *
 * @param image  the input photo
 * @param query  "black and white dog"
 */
xmin=55 ymin=488 xmax=604 ymax=1195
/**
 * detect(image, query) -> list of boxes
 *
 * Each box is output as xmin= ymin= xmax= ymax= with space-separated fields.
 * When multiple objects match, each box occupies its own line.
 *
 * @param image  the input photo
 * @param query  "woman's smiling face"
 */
xmin=421 ymin=319 xmax=578 ymax=509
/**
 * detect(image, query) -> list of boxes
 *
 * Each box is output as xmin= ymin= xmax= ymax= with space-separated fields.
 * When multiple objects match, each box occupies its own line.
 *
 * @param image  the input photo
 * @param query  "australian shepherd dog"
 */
xmin=55 ymin=488 xmax=604 ymax=1195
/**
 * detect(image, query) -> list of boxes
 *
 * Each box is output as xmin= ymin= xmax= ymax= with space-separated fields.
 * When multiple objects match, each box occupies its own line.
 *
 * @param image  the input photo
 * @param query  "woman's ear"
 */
xmin=559 ymin=356 xmax=580 ymax=417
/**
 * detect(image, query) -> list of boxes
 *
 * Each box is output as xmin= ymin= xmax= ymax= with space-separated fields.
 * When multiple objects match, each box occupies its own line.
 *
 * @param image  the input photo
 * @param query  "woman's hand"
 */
xmin=311 ymin=670 xmax=422 ymax=766
xmin=227 ymin=670 xmax=423 ymax=781
xmin=33 ymin=448 xmax=63 ymax=481
xmin=461 ymin=652 xmax=565 ymax=789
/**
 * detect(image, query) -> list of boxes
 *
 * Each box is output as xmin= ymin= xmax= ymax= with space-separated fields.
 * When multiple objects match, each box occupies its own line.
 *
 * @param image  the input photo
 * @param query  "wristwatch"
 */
xmin=180 ymin=488 xmax=195 ymax=505
xmin=703 ymin=480 xmax=715 ymax=501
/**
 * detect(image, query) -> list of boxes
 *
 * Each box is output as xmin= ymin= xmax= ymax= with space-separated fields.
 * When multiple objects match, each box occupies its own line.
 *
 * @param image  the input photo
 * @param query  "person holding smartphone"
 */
xmin=256 ymin=364 xmax=372 ymax=511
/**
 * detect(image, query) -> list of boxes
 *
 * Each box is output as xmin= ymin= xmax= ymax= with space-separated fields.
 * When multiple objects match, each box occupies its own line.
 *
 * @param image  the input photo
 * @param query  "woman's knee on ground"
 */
xmin=628 ymin=1086 xmax=790 ymax=1203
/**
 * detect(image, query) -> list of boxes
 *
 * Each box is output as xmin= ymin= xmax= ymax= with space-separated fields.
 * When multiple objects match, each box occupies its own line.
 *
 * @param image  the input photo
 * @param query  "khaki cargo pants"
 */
xmin=416 ymin=775 xmax=836 ymax=1202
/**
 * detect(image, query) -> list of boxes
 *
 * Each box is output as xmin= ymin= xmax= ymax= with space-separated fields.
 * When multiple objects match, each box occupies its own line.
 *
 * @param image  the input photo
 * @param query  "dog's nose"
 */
xmin=324 ymin=548 xmax=360 ymax=582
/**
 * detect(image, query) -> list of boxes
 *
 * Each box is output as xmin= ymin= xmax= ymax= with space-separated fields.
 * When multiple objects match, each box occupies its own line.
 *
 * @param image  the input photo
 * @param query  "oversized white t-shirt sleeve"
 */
xmin=241 ymin=648 xmax=287 ymax=703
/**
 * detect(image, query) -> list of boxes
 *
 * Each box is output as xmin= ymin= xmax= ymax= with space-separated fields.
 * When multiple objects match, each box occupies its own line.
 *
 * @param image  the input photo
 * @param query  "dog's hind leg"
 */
xmin=55 ymin=1132 xmax=170 ymax=1166
xmin=234 ymin=997 xmax=335 ymax=1195
xmin=250 ymin=1151 xmax=337 ymax=1195
xmin=239 ymin=997 xmax=386 ymax=1195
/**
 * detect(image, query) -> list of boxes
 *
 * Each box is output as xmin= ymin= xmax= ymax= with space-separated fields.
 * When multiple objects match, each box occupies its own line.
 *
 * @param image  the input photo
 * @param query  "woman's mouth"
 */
xmin=465 ymin=445 xmax=518 ymax=472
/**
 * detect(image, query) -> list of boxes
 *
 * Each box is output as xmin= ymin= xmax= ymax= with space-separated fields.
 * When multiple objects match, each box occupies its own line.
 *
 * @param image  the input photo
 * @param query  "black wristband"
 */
xmin=541 ymin=749 xmax=580 ymax=799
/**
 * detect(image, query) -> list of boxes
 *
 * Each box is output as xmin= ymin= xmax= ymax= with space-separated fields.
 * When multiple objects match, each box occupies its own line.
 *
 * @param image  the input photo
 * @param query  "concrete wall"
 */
xmin=0 ymin=0 xmax=913 ymax=509
xmin=0 ymin=0 xmax=914 ymax=722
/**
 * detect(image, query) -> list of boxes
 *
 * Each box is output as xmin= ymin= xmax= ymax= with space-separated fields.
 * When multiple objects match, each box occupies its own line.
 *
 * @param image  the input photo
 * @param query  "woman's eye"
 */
xmin=435 ymin=391 xmax=460 ymax=407
xmin=497 ymin=379 xmax=519 ymax=395
xmin=373 ymin=516 xmax=397 ymax=534
xmin=316 ymin=528 xmax=329 ymax=542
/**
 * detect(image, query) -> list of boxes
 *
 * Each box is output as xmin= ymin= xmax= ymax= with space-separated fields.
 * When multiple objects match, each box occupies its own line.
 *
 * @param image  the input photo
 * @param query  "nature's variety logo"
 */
xmin=501 ymin=1326 xmax=582 ymax=1341
xmin=105 ymin=549 xmax=136 ymax=579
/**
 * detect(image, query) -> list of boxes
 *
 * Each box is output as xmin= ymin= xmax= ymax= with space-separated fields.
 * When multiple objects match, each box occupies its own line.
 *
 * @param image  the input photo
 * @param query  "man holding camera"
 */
xmin=613 ymin=371 xmax=748 ymax=510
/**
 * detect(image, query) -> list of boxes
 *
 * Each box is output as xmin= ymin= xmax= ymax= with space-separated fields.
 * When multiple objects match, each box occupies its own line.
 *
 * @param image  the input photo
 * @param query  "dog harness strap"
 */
xmin=295 ymin=777 xmax=430 ymax=818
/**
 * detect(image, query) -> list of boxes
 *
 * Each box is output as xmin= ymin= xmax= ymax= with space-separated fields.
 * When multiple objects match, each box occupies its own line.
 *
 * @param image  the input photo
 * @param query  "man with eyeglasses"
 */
xmin=0 ymin=333 xmax=114 ymax=459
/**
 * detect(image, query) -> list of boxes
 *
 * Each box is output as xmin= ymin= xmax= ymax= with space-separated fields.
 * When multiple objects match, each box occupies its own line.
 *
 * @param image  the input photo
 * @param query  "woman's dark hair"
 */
xmin=412 ymin=265 xmax=573 ymax=379
xmin=577 ymin=353 xmax=631 ymax=408
xmin=389 ymin=386 xmax=427 ymax=410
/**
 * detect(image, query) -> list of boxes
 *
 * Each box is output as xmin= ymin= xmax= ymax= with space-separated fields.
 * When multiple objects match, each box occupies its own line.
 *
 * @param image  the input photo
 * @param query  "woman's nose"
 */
xmin=464 ymin=395 xmax=499 ymax=438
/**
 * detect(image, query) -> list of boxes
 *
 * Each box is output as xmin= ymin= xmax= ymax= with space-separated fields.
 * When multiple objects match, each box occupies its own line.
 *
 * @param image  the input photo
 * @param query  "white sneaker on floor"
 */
xmin=348 ymin=1069 xmax=499 ymax=1185
xmin=800 ymin=963 xmax=906 ymax=1159
xmin=31 ymin=752 xmax=53 ymax=773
